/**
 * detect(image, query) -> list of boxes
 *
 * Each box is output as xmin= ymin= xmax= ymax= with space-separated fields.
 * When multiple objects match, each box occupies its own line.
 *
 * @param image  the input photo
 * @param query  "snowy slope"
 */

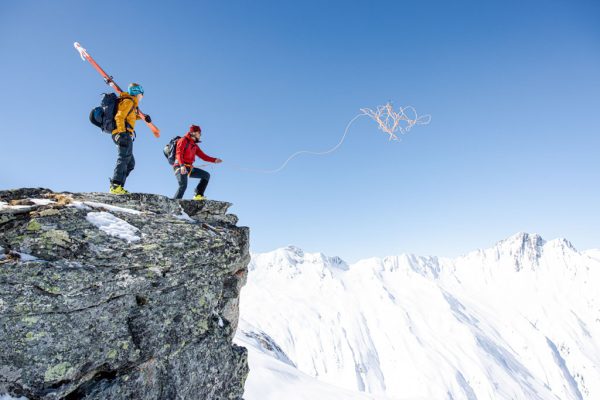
xmin=235 ymin=233 xmax=600 ymax=400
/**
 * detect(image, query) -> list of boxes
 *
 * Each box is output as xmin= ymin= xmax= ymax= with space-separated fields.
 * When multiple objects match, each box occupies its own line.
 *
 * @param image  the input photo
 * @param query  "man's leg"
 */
xmin=124 ymin=152 xmax=135 ymax=185
xmin=111 ymin=134 xmax=133 ymax=186
xmin=174 ymin=168 xmax=188 ymax=199
xmin=189 ymin=168 xmax=211 ymax=196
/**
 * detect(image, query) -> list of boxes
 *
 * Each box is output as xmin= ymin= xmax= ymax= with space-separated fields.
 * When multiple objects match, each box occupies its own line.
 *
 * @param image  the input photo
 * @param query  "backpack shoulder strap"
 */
xmin=177 ymin=137 xmax=192 ymax=165
xmin=118 ymin=96 xmax=135 ymax=109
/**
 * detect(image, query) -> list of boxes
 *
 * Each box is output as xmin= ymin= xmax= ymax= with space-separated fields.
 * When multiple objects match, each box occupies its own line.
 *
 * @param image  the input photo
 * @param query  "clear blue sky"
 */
xmin=1 ymin=0 xmax=599 ymax=261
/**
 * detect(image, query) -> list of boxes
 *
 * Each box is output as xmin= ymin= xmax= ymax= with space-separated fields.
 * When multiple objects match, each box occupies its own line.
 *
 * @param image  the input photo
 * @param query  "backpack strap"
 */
xmin=174 ymin=137 xmax=192 ymax=167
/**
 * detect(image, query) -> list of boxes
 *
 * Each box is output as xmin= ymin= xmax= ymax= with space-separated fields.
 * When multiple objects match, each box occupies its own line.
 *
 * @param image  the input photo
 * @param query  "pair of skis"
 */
xmin=74 ymin=42 xmax=160 ymax=137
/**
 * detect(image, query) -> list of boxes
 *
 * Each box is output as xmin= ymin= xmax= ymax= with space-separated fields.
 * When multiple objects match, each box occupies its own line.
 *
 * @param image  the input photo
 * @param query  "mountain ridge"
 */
xmin=253 ymin=231 xmax=597 ymax=274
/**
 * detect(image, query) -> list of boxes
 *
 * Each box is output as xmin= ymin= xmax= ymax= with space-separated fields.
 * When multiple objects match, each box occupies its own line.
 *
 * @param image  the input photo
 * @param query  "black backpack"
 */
xmin=164 ymin=136 xmax=182 ymax=165
xmin=89 ymin=93 xmax=132 ymax=133
xmin=164 ymin=136 xmax=192 ymax=165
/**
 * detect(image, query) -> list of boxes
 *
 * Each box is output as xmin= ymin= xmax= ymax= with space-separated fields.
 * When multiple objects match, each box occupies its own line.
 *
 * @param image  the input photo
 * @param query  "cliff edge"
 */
xmin=0 ymin=188 xmax=249 ymax=399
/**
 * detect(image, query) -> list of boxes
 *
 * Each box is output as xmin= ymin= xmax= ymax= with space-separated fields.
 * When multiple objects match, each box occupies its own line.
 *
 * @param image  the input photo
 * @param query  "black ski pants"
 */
xmin=111 ymin=133 xmax=135 ymax=186
xmin=174 ymin=167 xmax=210 ymax=199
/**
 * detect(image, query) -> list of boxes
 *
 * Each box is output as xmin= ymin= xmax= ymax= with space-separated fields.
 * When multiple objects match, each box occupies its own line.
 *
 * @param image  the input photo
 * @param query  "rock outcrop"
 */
xmin=0 ymin=188 xmax=249 ymax=399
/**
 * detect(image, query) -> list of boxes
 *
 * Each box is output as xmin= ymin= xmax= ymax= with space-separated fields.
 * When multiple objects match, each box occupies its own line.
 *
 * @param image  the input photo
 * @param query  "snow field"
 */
xmin=237 ymin=233 xmax=600 ymax=400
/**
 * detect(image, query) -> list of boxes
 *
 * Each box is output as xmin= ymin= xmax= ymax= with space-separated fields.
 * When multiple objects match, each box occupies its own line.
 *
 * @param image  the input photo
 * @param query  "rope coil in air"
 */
xmin=224 ymin=102 xmax=431 ymax=174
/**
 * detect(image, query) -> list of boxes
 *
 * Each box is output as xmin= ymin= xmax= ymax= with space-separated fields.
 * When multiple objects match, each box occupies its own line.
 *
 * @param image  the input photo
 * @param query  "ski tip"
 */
xmin=73 ymin=42 xmax=87 ymax=60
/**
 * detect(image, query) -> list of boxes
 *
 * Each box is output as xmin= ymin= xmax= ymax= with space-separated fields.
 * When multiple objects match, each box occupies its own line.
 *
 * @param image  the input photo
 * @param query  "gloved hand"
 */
xmin=180 ymin=166 xmax=188 ymax=175
xmin=144 ymin=114 xmax=152 ymax=123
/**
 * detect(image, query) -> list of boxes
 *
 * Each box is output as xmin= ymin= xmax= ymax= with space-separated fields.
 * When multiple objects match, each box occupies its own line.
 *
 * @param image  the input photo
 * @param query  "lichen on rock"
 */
xmin=0 ymin=188 xmax=250 ymax=399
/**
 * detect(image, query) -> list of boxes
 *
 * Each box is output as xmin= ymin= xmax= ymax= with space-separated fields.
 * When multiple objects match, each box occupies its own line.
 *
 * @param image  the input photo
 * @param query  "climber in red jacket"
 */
xmin=173 ymin=125 xmax=222 ymax=200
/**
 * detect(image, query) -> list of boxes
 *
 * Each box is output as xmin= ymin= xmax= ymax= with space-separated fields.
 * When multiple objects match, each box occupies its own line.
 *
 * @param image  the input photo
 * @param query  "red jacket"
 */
xmin=175 ymin=133 xmax=217 ymax=167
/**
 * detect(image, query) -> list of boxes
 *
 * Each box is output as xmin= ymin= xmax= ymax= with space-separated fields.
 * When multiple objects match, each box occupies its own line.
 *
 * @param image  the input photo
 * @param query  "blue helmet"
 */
xmin=128 ymin=83 xmax=144 ymax=96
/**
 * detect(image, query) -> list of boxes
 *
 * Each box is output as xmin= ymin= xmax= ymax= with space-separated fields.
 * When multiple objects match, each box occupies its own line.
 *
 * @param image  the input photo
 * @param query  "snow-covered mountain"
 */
xmin=235 ymin=233 xmax=600 ymax=400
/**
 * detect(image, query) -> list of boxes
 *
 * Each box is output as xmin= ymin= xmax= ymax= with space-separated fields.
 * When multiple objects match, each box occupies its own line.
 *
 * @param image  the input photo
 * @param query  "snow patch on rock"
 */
xmin=86 ymin=211 xmax=140 ymax=242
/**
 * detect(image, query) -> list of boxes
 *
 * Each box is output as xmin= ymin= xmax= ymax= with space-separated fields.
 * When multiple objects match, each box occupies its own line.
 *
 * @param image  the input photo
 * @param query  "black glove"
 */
xmin=144 ymin=114 xmax=152 ymax=123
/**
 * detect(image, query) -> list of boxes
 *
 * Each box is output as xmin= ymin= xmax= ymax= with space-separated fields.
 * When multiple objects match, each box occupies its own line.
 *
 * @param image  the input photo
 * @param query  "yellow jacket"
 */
xmin=112 ymin=92 xmax=141 ymax=134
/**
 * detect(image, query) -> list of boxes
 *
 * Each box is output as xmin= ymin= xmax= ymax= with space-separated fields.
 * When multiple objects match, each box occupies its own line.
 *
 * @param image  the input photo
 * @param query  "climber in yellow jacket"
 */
xmin=109 ymin=83 xmax=151 ymax=194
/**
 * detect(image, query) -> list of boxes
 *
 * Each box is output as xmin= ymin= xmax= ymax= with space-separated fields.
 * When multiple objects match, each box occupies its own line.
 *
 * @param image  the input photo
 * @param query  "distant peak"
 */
xmin=283 ymin=245 xmax=304 ymax=257
xmin=266 ymin=246 xmax=349 ymax=271
xmin=495 ymin=232 xmax=546 ymax=253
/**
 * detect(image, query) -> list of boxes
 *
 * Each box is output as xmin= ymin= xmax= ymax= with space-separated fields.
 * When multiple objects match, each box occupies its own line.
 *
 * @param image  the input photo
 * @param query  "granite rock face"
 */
xmin=0 ymin=188 xmax=249 ymax=399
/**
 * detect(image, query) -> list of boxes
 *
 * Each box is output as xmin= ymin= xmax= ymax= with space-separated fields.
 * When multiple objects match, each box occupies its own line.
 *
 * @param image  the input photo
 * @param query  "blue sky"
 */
xmin=1 ymin=0 xmax=599 ymax=261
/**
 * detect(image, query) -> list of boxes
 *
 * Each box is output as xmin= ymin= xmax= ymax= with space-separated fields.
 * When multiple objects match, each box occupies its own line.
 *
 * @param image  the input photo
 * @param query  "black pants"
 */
xmin=111 ymin=133 xmax=135 ymax=186
xmin=174 ymin=167 xmax=210 ymax=199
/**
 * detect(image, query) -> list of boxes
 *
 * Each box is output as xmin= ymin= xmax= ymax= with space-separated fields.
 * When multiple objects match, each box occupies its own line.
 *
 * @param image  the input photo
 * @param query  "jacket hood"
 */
xmin=119 ymin=92 xmax=139 ymax=106
xmin=184 ymin=132 xmax=200 ymax=143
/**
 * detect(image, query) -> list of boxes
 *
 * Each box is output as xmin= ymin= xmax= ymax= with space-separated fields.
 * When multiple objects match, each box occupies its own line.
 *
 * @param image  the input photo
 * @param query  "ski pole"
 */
xmin=74 ymin=42 xmax=160 ymax=138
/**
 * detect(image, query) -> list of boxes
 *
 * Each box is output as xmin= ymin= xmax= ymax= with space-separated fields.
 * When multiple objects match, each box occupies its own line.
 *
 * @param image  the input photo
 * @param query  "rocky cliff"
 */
xmin=0 ymin=188 xmax=249 ymax=400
